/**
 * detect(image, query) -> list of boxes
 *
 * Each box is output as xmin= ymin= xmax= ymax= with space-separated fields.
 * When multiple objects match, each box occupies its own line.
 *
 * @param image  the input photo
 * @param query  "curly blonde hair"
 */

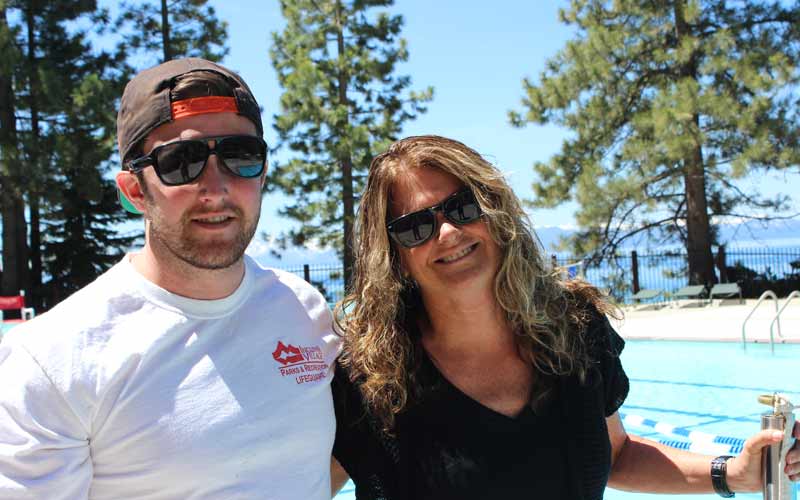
xmin=335 ymin=135 xmax=616 ymax=432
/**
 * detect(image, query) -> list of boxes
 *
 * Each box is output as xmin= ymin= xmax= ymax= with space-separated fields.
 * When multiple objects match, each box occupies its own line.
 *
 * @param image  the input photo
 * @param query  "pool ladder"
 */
xmin=742 ymin=290 xmax=800 ymax=352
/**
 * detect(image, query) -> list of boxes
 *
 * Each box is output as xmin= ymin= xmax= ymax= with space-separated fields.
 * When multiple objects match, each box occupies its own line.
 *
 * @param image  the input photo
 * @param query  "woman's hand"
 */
xmin=727 ymin=421 xmax=800 ymax=492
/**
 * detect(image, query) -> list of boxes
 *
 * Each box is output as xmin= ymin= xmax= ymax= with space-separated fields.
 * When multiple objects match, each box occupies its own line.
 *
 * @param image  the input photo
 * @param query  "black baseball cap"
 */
xmin=116 ymin=58 xmax=263 ymax=214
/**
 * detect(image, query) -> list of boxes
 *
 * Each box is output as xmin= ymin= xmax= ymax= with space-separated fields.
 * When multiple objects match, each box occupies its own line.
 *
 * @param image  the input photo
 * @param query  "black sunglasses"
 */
xmin=387 ymin=188 xmax=483 ymax=248
xmin=125 ymin=135 xmax=267 ymax=186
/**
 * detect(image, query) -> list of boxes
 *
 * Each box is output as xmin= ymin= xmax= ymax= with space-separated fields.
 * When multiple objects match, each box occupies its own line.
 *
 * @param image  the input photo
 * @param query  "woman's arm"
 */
xmin=331 ymin=457 xmax=350 ymax=497
xmin=606 ymin=411 xmax=798 ymax=494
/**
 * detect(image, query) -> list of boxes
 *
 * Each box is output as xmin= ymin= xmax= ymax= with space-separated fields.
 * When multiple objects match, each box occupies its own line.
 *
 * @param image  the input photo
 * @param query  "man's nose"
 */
xmin=196 ymin=153 xmax=229 ymax=196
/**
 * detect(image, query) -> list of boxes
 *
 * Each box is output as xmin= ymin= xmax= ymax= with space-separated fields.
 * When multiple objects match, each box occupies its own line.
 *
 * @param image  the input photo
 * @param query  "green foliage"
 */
xmin=115 ymin=0 xmax=228 ymax=64
xmin=1 ymin=0 xmax=231 ymax=309
xmin=511 ymin=1 xmax=800 ymax=271
xmin=1 ymin=1 xmax=136 ymax=307
xmin=38 ymin=46 xmax=138 ymax=307
xmin=269 ymin=0 xmax=433 ymax=278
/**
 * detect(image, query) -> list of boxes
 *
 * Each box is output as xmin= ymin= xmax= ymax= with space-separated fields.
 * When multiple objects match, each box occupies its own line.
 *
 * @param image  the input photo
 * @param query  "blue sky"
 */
xmin=103 ymin=0 xmax=796 ymax=260
xmin=213 ymin=0 xmax=581 ymax=239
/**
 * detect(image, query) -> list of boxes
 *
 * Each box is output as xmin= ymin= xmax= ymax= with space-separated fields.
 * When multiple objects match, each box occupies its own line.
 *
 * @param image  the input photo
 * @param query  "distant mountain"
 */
xmin=534 ymin=218 xmax=800 ymax=253
xmin=248 ymin=218 xmax=800 ymax=268
xmin=531 ymin=225 xmax=575 ymax=252
xmin=717 ymin=219 xmax=800 ymax=248
xmin=246 ymin=240 xmax=339 ymax=268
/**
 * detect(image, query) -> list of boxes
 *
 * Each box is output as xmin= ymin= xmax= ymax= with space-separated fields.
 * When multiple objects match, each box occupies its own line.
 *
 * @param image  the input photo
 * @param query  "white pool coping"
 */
xmin=611 ymin=298 xmax=800 ymax=344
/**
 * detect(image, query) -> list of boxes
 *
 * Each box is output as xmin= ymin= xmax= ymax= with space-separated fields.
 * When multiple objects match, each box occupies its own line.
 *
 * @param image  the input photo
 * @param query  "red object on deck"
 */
xmin=0 ymin=292 xmax=35 ymax=322
xmin=0 ymin=295 xmax=25 ymax=310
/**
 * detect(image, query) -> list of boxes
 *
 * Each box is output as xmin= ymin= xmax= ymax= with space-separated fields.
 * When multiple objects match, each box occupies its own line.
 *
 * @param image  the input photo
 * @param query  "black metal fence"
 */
xmin=281 ymin=263 xmax=346 ymax=304
xmin=280 ymin=246 xmax=800 ymax=305
xmin=552 ymin=246 xmax=800 ymax=303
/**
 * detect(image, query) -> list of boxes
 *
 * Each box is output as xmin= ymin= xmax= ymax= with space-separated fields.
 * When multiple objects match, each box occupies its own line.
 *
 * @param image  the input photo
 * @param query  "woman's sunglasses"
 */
xmin=386 ymin=189 xmax=483 ymax=248
xmin=124 ymin=135 xmax=267 ymax=186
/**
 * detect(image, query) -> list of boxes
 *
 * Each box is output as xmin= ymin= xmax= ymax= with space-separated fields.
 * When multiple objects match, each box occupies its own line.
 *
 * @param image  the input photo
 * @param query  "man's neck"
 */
xmin=130 ymin=247 xmax=246 ymax=300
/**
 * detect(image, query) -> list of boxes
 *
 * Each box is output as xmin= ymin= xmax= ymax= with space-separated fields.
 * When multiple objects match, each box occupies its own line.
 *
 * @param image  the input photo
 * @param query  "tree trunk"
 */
xmin=29 ymin=195 xmax=41 ymax=305
xmin=683 ymin=150 xmax=716 ymax=285
xmin=161 ymin=0 xmax=171 ymax=62
xmin=26 ymin=6 xmax=43 ymax=308
xmin=674 ymin=0 xmax=716 ymax=286
xmin=335 ymin=0 xmax=354 ymax=289
xmin=0 ymin=5 xmax=29 ymax=299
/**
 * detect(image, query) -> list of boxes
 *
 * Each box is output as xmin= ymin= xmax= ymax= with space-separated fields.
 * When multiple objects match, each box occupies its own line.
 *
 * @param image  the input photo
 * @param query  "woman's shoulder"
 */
xmin=578 ymin=305 xmax=625 ymax=362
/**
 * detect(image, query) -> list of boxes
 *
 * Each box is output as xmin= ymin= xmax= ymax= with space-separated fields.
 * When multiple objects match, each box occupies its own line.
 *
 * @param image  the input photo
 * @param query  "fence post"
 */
xmin=551 ymin=254 xmax=558 ymax=271
xmin=631 ymin=250 xmax=640 ymax=294
xmin=303 ymin=264 xmax=311 ymax=283
xmin=716 ymin=245 xmax=727 ymax=283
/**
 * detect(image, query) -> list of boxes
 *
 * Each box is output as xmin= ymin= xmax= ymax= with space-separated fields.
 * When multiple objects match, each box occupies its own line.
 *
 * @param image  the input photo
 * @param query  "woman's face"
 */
xmin=388 ymin=166 xmax=501 ymax=300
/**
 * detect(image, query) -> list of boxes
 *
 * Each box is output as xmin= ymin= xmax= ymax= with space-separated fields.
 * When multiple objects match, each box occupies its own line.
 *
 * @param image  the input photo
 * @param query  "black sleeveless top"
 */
xmin=332 ymin=314 xmax=629 ymax=500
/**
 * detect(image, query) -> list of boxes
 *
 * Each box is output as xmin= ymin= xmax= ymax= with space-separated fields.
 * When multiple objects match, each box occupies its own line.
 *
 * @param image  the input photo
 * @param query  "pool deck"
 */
xmin=612 ymin=298 xmax=800 ymax=344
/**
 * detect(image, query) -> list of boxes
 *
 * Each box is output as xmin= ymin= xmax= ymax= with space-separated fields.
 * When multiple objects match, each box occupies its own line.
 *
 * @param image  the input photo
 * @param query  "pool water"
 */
xmin=608 ymin=340 xmax=799 ymax=499
xmin=0 ymin=322 xmax=19 ymax=338
xmin=334 ymin=340 xmax=800 ymax=499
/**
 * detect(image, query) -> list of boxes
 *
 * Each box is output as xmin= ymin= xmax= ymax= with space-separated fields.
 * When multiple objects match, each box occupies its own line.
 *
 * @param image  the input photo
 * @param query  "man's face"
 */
xmin=136 ymin=112 xmax=265 ymax=270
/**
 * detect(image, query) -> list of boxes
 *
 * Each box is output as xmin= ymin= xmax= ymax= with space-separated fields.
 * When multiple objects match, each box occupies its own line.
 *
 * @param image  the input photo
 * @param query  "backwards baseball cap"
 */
xmin=116 ymin=57 xmax=263 ymax=214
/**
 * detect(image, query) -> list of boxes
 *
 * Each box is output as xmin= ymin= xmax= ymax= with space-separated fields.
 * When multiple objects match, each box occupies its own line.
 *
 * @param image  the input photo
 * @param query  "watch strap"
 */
xmin=710 ymin=455 xmax=735 ymax=498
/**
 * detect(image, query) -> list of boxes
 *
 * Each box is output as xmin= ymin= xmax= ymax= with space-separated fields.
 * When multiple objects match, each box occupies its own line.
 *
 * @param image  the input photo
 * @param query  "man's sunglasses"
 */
xmin=124 ymin=135 xmax=267 ymax=186
xmin=387 ymin=188 xmax=483 ymax=248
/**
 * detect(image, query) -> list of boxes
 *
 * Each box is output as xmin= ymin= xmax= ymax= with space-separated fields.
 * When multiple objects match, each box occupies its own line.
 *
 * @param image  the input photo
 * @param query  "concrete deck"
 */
xmin=611 ymin=298 xmax=800 ymax=343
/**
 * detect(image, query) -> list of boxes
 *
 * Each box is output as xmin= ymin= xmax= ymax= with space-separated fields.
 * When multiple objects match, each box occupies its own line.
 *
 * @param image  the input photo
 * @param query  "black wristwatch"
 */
xmin=710 ymin=455 xmax=735 ymax=498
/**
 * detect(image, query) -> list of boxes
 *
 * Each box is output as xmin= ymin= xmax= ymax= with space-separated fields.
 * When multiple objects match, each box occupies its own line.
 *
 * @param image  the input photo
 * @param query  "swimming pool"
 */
xmin=334 ymin=340 xmax=800 ymax=499
xmin=0 ymin=322 xmax=19 ymax=338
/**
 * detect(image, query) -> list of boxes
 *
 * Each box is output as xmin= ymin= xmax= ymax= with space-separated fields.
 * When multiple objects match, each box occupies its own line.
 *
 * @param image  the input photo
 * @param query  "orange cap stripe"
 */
xmin=171 ymin=96 xmax=238 ymax=120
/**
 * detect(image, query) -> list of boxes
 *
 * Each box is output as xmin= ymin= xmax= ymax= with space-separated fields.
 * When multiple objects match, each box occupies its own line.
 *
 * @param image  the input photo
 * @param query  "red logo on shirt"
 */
xmin=272 ymin=341 xmax=304 ymax=365
xmin=272 ymin=341 xmax=329 ymax=384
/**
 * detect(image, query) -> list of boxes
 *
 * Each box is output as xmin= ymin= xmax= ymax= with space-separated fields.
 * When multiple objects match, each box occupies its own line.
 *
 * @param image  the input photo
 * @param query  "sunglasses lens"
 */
xmin=444 ymin=190 xmax=481 ymax=223
xmin=155 ymin=142 xmax=208 ymax=185
xmin=390 ymin=211 xmax=435 ymax=247
xmin=217 ymin=136 xmax=266 ymax=178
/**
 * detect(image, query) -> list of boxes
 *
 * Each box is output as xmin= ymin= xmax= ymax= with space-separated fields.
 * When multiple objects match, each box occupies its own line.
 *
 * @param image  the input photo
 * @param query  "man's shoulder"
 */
xmin=3 ymin=261 xmax=143 ymax=355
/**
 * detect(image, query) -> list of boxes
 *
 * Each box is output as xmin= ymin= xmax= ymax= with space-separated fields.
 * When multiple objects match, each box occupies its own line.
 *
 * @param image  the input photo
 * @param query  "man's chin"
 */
xmin=179 ymin=253 xmax=245 ymax=270
xmin=176 ymin=240 xmax=248 ymax=270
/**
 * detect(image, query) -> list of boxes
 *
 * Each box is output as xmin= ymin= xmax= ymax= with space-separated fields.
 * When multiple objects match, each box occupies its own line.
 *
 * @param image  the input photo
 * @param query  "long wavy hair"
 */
xmin=335 ymin=135 xmax=616 ymax=432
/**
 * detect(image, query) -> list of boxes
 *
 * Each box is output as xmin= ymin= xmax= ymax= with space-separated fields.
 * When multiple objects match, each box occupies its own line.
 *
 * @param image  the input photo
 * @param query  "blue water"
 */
xmin=283 ymin=245 xmax=800 ymax=304
xmin=0 ymin=322 xmax=18 ymax=337
xmin=334 ymin=340 xmax=800 ymax=499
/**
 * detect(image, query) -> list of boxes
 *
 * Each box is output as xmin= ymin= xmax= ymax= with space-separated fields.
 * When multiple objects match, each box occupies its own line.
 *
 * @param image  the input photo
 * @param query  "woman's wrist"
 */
xmin=711 ymin=455 xmax=736 ymax=497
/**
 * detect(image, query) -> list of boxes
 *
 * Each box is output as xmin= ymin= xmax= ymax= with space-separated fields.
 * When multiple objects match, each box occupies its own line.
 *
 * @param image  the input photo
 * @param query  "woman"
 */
xmin=331 ymin=135 xmax=798 ymax=499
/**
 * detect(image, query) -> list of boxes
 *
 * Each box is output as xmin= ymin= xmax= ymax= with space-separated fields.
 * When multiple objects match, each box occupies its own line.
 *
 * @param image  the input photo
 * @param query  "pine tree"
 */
xmin=0 ymin=1 xmax=27 ymax=300
xmin=0 ymin=1 xmax=134 ymax=309
xmin=37 ymin=45 xmax=138 ymax=308
xmin=116 ymin=0 xmax=228 ymax=63
xmin=510 ymin=0 xmax=800 ymax=285
xmin=270 ymin=0 xmax=433 ymax=286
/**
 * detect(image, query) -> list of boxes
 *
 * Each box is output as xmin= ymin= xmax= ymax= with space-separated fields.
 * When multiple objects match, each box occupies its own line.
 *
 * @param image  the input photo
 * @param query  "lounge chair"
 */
xmin=709 ymin=283 xmax=743 ymax=305
xmin=629 ymin=289 xmax=664 ymax=311
xmin=558 ymin=261 xmax=584 ymax=279
xmin=672 ymin=285 xmax=707 ymax=308
xmin=0 ymin=290 xmax=35 ymax=323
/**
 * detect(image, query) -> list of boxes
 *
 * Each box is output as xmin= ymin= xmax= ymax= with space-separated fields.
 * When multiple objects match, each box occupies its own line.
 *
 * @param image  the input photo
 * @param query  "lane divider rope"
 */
xmin=620 ymin=413 xmax=745 ymax=454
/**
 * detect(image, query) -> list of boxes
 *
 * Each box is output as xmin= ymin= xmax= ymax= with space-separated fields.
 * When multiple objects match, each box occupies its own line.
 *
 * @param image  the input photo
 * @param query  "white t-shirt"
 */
xmin=0 ymin=255 xmax=340 ymax=500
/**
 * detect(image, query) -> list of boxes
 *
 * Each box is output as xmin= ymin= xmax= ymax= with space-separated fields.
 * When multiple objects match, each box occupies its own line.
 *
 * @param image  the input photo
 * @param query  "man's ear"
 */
xmin=116 ymin=171 xmax=148 ymax=215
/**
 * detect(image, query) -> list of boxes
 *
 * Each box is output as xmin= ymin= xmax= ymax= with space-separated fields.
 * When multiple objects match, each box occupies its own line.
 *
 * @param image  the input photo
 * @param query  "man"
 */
xmin=0 ymin=58 xmax=339 ymax=499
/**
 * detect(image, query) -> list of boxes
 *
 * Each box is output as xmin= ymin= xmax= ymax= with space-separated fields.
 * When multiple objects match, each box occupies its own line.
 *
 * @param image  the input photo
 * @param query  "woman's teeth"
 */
xmin=439 ymin=244 xmax=475 ymax=263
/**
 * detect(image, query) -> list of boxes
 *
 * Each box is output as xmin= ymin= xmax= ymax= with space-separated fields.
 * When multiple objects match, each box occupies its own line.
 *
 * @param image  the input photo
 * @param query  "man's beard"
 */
xmin=147 ymin=201 xmax=260 ymax=270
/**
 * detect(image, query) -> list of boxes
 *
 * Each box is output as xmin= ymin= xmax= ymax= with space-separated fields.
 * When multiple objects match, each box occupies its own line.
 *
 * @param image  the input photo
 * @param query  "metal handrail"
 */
xmin=768 ymin=290 xmax=800 ymax=352
xmin=742 ymin=290 xmax=779 ymax=350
